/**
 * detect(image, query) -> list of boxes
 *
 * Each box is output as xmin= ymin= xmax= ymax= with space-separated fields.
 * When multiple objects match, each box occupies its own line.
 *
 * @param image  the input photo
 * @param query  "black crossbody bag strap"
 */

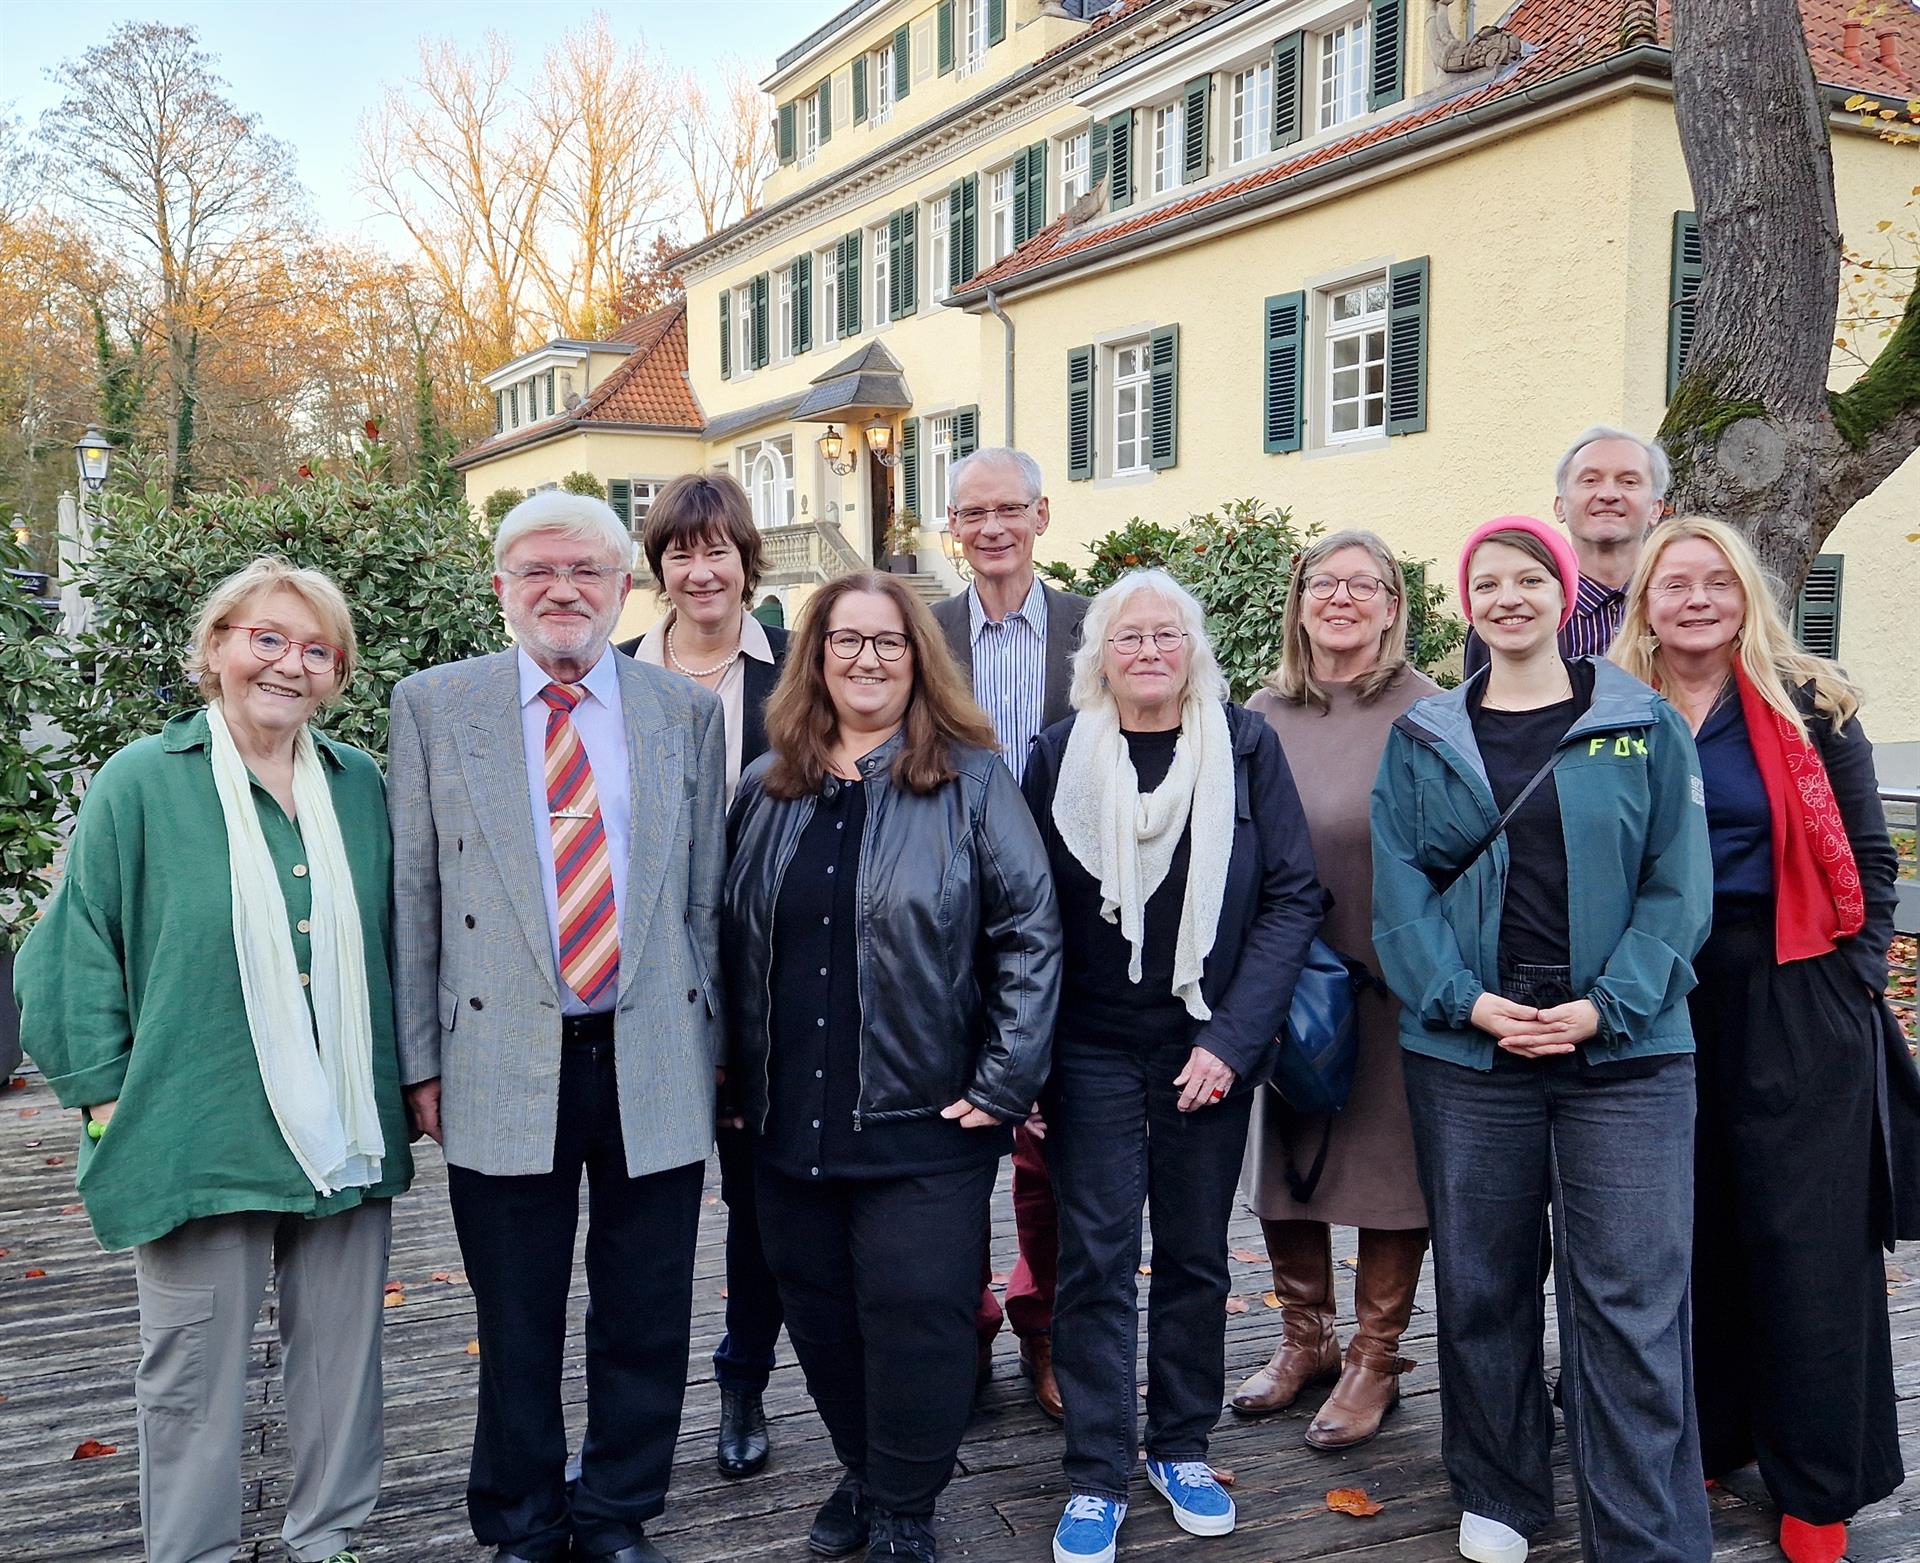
xmin=1428 ymin=750 xmax=1561 ymax=897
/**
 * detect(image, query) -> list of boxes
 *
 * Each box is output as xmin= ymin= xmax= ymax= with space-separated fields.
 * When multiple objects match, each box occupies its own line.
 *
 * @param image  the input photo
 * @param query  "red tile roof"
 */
xmin=453 ymin=302 xmax=701 ymax=469
xmin=964 ymin=0 xmax=1918 ymax=296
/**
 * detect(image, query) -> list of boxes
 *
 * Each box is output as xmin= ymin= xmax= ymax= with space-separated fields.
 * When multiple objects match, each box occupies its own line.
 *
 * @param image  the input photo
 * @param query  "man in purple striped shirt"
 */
xmin=1462 ymin=425 xmax=1669 ymax=677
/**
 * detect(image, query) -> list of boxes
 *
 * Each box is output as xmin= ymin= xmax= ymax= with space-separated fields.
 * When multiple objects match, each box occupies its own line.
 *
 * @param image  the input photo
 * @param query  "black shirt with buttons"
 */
xmin=760 ymin=777 xmax=1010 ymax=1180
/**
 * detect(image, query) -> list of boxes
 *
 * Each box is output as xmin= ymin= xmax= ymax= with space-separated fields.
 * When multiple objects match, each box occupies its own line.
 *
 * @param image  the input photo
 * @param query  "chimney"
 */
xmin=1843 ymin=19 xmax=1865 ymax=63
xmin=1876 ymin=31 xmax=1900 ymax=72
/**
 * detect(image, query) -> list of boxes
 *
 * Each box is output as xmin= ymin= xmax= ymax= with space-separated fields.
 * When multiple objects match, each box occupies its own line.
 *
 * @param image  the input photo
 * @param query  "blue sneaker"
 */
xmin=1053 ymin=1495 xmax=1126 ymax=1563
xmin=1144 ymin=1460 xmax=1236 ymax=1536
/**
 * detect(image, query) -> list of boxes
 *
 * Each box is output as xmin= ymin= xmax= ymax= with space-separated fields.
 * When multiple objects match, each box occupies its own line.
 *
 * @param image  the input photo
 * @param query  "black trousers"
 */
xmin=714 ymin=1125 xmax=785 ymax=1391
xmin=448 ymin=1037 xmax=704 ymax=1561
xmin=1045 ymin=1024 xmax=1254 ymax=1500
xmin=1690 ymin=918 xmax=1905 ymax=1524
xmin=755 ymin=1157 xmax=995 ymax=1517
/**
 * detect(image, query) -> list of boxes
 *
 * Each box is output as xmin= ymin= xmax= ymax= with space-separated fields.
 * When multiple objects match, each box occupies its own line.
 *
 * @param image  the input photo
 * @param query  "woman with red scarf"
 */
xmin=1614 ymin=517 xmax=1909 ymax=1563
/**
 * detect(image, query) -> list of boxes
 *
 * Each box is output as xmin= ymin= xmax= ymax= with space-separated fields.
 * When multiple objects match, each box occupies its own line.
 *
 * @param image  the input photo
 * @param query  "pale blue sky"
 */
xmin=1 ymin=0 xmax=831 ymax=247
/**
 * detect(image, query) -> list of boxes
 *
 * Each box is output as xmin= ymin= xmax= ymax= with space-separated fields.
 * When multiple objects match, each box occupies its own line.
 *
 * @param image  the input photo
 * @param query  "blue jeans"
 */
xmin=1402 ymin=1049 xmax=1711 ymax=1562
xmin=1046 ymin=1025 xmax=1254 ymax=1501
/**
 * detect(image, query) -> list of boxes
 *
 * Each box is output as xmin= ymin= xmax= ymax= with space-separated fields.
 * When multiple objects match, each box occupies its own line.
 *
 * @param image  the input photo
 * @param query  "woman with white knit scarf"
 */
xmin=1020 ymin=571 xmax=1325 ymax=1563
xmin=17 ymin=557 xmax=413 ymax=1563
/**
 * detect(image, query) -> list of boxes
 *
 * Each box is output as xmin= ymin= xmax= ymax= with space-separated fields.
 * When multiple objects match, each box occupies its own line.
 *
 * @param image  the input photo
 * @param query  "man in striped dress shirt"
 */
xmin=931 ymin=447 xmax=1089 ymax=1423
xmin=1462 ymin=424 xmax=1668 ymax=677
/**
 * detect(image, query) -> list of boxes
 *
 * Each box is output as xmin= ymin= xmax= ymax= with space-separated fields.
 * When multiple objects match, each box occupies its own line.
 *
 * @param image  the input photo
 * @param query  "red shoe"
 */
xmin=1779 ymin=1515 xmax=1847 ymax=1563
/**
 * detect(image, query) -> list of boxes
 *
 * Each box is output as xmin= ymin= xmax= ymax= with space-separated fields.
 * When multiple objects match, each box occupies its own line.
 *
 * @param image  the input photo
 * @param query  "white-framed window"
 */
xmin=1323 ymin=276 xmax=1389 ymax=441
xmin=1151 ymin=100 xmax=1184 ymax=195
xmin=873 ymin=46 xmax=895 ymax=123
xmin=818 ymin=245 xmax=841 ymax=345
xmin=1059 ymin=130 xmax=1090 ymax=207
xmin=988 ymin=165 xmax=1015 ymax=263
xmin=631 ymin=480 xmax=662 ymax=527
xmin=777 ymin=269 xmax=795 ymax=361
xmin=928 ymin=194 xmax=951 ymax=304
xmin=872 ymin=222 xmax=892 ymax=328
xmin=738 ymin=437 xmax=795 ymax=527
xmin=925 ymin=413 xmax=955 ymax=514
xmin=1109 ymin=339 xmax=1152 ymax=475
xmin=1229 ymin=61 xmax=1272 ymax=164
xmin=1319 ymin=18 xmax=1369 ymax=132
xmin=801 ymin=93 xmax=821 ymax=164
xmin=733 ymin=284 xmax=755 ymax=374
xmin=959 ymin=0 xmax=989 ymax=75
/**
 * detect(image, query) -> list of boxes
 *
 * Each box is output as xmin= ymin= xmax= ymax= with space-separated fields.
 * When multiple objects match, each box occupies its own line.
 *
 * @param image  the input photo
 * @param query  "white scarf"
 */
xmin=206 ymin=701 xmax=385 ymax=1195
xmin=1051 ymin=693 xmax=1236 ymax=1020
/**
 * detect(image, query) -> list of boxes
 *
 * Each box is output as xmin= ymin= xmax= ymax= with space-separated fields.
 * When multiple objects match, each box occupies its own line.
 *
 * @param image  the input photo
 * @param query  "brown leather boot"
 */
xmin=1019 ymin=1334 xmax=1063 ymax=1420
xmin=1230 ymin=1219 xmax=1340 ymax=1414
xmin=1304 ymin=1226 xmax=1427 ymax=1449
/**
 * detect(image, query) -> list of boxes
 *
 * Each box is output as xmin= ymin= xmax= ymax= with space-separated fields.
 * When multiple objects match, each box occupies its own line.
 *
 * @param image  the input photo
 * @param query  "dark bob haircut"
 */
xmin=640 ymin=470 xmax=766 ymax=603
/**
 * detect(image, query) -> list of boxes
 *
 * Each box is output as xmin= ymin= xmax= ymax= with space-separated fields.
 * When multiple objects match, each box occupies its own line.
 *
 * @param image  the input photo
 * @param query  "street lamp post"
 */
xmin=64 ymin=425 xmax=118 ymax=636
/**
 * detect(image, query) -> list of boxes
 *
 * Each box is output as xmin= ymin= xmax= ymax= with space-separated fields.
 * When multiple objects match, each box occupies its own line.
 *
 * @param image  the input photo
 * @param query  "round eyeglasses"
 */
xmin=227 ymin=625 xmax=344 ymax=674
xmin=1107 ymin=629 xmax=1188 ymax=656
xmin=826 ymin=630 xmax=911 ymax=662
xmin=1302 ymin=572 xmax=1392 ymax=601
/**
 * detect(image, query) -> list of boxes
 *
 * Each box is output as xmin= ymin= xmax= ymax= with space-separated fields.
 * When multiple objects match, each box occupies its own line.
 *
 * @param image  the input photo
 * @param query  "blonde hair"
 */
xmin=1267 ymin=528 xmax=1410 ymax=711
xmin=1611 ymin=516 xmax=1858 ymax=737
xmin=184 ymin=557 xmax=358 ymax=704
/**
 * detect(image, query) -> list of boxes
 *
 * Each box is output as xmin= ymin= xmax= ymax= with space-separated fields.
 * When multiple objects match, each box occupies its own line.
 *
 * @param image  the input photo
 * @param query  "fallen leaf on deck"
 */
xmin=383 ymin=1280 xmax=405 ymax=1294
xmin=465 ymin=1339 xmax=481 ymax=1355
xmin=8 ymin=1078 xmax=26 ymax=1090
xmin=72 ymin=1438 xmax=118 ymax=1459
xmin=719 ymin=1285 xmax=729 ymax=1299
xmin=17 ymin=1108 xmax=38 ymax=1118
xmin=1338 ymin=1254 xmax=1357 ymax=1270
xmin=1326 ymin=1488 xmax=1384 ymax=1517
xmin=383 ymin=1291 xmax=406 ymax=1308
xmin=1211 ymin=1467 xmax=1235 ymax=1486
xmin=24 ymin=1268 xmax=47 ymax=1279
xmin=1229 ymin=1247 xmax=1263 ymax=1264
xmin=1137 ymin=1264 xmax=1151 ymax=1276
xmin=45 ymin=1156 xmax=64 ymax=1167
xmin=1262 ymin=1290 xmax=1281 ymax=1309
xmin=1225 ymin=1296 xmax=1250 ymax=1315
xmin=26 ymin=1140 xmax=41 ymax=1147
xmin=60 ymin=1205 xmax=83 ymax=1216
xmin=432 ymin=1270 xmax=466 ymax=1285
xmin=990 ymin=1271 xmax=1009 ymax=1287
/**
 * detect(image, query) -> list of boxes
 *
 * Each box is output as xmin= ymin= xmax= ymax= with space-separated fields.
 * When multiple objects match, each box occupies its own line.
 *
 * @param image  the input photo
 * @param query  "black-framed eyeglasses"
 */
xmin=1107 ymin=629 xmax=1188 ymax=655
xmin=226 ymin=624 xmax=344 ymax=674
xmin=1302 ymin=572 xmax=1393 ymax=601
xmin=826 ymin=629 xmax=911 ymax=662
xmin=950 ymin=502 xmax=1035 ymax=528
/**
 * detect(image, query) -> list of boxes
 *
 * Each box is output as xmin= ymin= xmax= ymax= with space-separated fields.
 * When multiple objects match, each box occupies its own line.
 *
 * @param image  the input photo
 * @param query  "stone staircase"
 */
xmin=897 ymin=572 xmax=949 ymax=606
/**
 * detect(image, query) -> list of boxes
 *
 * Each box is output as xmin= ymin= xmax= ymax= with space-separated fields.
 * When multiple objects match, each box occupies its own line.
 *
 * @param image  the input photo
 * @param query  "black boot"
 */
xmin=809 ymin=1473 xmax=870 ymax=1557
xmin=717 ymin=1385 xmax=770 ymax=1478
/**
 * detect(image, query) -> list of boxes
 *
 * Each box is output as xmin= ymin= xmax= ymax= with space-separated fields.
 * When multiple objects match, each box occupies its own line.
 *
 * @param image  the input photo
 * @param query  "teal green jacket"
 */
xmin=1369 ymin=658 xmax=1711 ymax=1070
xmin=14 ymin=710 xmax=414 ymax=1250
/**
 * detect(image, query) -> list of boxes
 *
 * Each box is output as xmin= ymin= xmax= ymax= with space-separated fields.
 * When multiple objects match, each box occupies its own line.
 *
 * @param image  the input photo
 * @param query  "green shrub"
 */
xmin=561 ymin=472 xmax=608 ymax=497
xmin=483 ymin=487 xmax=526 ymax=524
xmin=49 ymin=435 xmax=505 ymax=768
xmin=1041 ymin=499 xmax=1465 ymax=700
xmin=0 ymin=535 xmax=74 ymax=950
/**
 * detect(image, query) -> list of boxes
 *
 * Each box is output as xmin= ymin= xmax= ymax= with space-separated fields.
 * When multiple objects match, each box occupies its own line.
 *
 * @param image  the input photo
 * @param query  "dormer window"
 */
xmin=1150 ymin=99 xmax=1184 ymax=196
xmin=801 ymin=93 xmax=820 ymax=165
xmin=1319 ymin=17 xmax=1369 ymax=132
xmin=1229 ymin=60 xmax=1273 ymax=164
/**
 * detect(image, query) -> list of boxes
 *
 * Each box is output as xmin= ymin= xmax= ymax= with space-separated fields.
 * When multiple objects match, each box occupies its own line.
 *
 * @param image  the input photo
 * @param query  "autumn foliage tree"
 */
xmin=1663 ymin=0 xmax=1920 ymax=592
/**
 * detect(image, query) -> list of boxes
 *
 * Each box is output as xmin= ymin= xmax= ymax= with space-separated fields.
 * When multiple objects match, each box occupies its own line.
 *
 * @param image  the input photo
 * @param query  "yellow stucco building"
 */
xmin=456 ymin=0 xmax=1920 ymax=744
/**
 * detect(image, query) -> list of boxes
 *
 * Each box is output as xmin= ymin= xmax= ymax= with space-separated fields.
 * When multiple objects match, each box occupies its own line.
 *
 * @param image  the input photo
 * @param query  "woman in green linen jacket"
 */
xmin=15 ymin=557 xmax=412 ymax=1563
xmin=1369 ymin=516 xmax=1712 ymax=1563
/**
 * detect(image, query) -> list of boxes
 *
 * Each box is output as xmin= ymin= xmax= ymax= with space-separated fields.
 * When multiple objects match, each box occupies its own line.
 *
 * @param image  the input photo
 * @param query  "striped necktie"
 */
xmin=539 ymin=682 xmax=620 ymax=1007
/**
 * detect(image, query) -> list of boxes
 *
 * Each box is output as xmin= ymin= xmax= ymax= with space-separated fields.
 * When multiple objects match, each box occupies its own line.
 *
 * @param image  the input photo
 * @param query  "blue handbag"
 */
xmin=1268 ymin=940 xmax=1381 ymax=1201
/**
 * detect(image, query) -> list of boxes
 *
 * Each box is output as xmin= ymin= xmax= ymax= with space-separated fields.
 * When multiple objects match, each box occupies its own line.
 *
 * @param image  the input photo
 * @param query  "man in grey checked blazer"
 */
xmin=389 ymin=491 xmax=724 ymax=1563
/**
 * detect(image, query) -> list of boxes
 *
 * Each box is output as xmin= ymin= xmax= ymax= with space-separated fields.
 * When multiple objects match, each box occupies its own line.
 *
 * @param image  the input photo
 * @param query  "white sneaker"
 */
xmin=1459 ymin=1512 xmax=1528 ymax=1563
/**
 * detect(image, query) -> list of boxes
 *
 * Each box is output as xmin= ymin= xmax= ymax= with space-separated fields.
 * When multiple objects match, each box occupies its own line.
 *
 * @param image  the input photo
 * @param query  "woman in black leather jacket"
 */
xmin=723 ymin=571 xmax=1061 ymax=1563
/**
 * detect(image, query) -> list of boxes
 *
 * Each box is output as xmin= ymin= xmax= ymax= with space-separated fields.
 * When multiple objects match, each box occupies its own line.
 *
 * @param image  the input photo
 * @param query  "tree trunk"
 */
xmin=1662 ymin=0 xmax=1920 ymax=600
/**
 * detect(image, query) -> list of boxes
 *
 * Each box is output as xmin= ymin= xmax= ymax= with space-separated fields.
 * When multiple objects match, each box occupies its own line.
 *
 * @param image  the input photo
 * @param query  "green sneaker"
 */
xmin=319 ymin=1553 xmax=361 ymax=1563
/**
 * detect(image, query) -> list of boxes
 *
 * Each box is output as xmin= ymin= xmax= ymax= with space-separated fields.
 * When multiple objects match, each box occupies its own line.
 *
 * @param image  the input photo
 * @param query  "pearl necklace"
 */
xmin=666 ymin=621 xmax=743 ymax=679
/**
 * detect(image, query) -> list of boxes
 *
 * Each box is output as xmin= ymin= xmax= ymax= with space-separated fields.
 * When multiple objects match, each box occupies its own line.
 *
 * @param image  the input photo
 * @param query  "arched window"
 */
xmin=738 ymin=438 xmax=794 ymax=527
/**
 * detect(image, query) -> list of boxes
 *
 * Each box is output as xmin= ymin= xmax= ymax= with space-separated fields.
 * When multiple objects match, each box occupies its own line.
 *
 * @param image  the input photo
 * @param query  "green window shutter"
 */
xmin=888 ymin=210 xmax=906 ymax=320
xmin=1090 ymin=119 xmax=1109 ymax=188
xmin=818 ymin=79 xmax=833 ymax=143
xmin=1067 ymin=345 xmax=1096 ymax=481
xmin=954 ymin=405 xmax=980 ymax=458
xmin=961 ymin=174 xmax=978 ymax=283
xmin=1108 ymin=111 xmax=1134 ymax=210
xmin=1182 ymin=76 xmax=1211 ymax=185
xmin=1794 ymin=554 xmax=1844 ymax=658
xmin=608 ymin=478 xmax=633 ymax=530
xmin=494 ymin=393 xmax=503 ymax=434
xmin=899 ymin=205 xmax=917 ymax=314
xmin=751 ymin=273 xmax=770 ymax=369
xmin=545 ymin=368 xmax=555 ymax=416
xmin=1668 ymin=210 xmax=1702 ymax=400
xmin=853 ymin=56 xmax=868 ymax=123
xmin=894 ymin=27 xmax=911 ymax=99
xmin=1263 ymin=291 xmax=1305 ymax=454
xmin=778 ymin=102 xmax=795 ymax=165
xmin=1369 ymin=0 xmax=1407 ymax=111
xmin=798 ymin=253 xmax=813 ymax=353
xmin=1273 ymin=33 xmax=1305 ymax=150
xmin=1148 ymin=324 xmax=1179 ymax=470
xmin=949 ymin=180 xmax=966 ymax=290
xmin=1024 ymin=140 xmax=1047 ymax=240
xmin=720 ymin=291 xmax=731 ymax=379
xmin=841 ymin=231 xmax=862 ymax=335
xmin=988 ymin=0 xmax=1006 ymax=46
xmin=901 ymin=416 xmax=921 ymax=515
xmin=937 ymin=1 xmax=955 ymax=73
xmin=1385 ymin=256 xmax=1429 ymax=435
xmin=1012 ymin=152 xmax=1031 ymax=247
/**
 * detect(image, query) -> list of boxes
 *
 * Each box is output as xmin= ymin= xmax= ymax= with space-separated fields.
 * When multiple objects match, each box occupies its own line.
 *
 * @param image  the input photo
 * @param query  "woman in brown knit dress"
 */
xmin=1234 ymin=528 xmax=1434 ymax=1450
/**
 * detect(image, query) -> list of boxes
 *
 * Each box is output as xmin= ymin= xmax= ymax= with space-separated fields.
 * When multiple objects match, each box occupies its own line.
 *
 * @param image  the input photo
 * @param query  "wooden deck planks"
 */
xmin=2 ymin=1066 xmax=1916 ymax=1561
